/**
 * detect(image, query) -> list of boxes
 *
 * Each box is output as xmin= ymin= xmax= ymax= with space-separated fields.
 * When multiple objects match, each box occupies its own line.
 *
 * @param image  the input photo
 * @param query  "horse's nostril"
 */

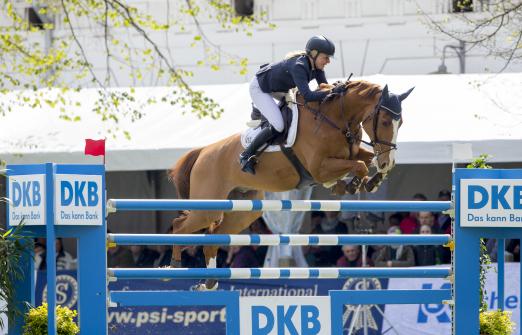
xmin=380 ymin=162 xmax=387 ymax=169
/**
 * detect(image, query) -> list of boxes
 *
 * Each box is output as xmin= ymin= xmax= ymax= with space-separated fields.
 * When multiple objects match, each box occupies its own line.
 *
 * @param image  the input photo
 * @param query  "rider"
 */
xmin=239 ymin=35 xmax=339 ymax=174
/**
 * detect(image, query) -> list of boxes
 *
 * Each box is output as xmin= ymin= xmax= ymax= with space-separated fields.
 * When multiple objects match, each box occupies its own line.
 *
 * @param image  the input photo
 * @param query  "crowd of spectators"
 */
xmin=35 ymin=189 xmax=521 ymax=270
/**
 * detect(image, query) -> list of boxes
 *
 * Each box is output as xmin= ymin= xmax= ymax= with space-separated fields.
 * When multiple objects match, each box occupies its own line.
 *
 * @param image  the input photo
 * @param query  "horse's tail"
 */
xmin=168 ymin=147 xmax=203 ymax=199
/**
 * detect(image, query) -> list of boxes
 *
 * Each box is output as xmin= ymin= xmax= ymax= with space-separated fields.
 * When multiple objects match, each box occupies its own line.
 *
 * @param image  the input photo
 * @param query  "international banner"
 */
xmin=30 ymin=264 xmax=520 ymax=335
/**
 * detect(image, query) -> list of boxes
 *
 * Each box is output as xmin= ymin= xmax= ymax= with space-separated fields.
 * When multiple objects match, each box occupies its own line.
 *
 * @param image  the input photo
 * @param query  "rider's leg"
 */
xmin=240 ymin=77 xmax=283 ymax=174
xmin=249 ymin=76 xmax=285 ymax=132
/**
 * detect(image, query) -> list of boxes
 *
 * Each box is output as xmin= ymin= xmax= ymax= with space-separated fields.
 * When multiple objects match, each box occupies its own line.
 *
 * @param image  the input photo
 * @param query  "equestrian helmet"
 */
xmin=305 ymin=35 xmax=335 ymax=57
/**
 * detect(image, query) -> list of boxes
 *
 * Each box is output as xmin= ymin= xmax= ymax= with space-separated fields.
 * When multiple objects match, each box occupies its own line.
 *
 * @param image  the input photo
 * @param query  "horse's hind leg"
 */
xmin=199 ymin=190 xmax=264 ymax=291
xmin=170 ymin=209 xmax=225 ymax=267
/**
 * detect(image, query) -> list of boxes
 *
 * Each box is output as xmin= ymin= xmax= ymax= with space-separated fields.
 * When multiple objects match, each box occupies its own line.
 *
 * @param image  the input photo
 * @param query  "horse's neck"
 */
xmin=324 ymin=95 xmax=373 ymax=127
xmin=295 ymin=93 xmax=374 ymax=130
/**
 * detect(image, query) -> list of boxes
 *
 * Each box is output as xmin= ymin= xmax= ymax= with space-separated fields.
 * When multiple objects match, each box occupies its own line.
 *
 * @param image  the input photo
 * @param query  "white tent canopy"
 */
xmin=1 ymin=73 xmax=521 ymax=171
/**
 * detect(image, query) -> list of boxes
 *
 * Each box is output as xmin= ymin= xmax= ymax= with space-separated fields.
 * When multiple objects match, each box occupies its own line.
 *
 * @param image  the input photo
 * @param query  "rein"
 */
xmin=294 ymin=88 xmax=399 ymax=158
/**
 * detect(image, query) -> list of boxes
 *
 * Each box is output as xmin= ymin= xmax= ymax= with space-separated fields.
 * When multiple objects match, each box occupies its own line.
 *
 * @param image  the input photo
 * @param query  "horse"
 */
xmin=168 ymin=79 xmax=414 ymax=290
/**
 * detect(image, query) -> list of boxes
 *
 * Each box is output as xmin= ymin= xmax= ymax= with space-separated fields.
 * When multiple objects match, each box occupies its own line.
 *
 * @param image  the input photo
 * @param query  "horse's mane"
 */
xmin=315 ymin=79 xmax=381 ymax=104
xmin=345 ymin=80 xmax=381 ymax=100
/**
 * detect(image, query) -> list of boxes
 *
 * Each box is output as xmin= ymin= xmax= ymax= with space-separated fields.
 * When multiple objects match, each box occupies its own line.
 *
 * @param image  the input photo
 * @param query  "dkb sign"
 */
xmin=55 ymin=174 xmax=103 ymax=225
xmin=461 ymin=179 xmax=522 ymax=227
xmin=239 ymin=296 xmax=331 ymax=335
xmin=8 ymin=173 xmax=46 ymax=225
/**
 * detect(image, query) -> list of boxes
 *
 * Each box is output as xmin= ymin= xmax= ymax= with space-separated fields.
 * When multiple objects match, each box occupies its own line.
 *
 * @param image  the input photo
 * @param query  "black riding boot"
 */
xmin=239 ymin=126 xmax=278 ymax=175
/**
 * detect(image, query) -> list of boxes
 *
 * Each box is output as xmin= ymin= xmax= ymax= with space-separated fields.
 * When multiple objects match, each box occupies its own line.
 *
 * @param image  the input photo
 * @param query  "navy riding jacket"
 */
xmin=256 ymin=55 xmax=329 ymax=102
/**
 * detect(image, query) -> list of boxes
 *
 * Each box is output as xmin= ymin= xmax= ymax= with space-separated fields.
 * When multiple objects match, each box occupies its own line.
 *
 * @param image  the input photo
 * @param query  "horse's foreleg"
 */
xmin=353 ymin=148 xmax=388 ymax=193
xmin=311 ymin=157 xmax=369 ymax=195
xmin=355 ymin=147 xmax=375 ymax=168
xmin=313 ymin=157 xmax=369 ymax=184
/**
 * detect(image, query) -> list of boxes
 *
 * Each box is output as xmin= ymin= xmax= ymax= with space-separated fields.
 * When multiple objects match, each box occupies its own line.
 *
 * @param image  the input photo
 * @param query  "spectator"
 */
xmin=34 ymin=238 xmax=76 ymax=270
xmin=108 ymin=244 xmax=135 ymax=268
xmin=486 ymin=238 xmax=516 ymax=262
xmin=336 ymin=245 xmax=373 ymax=267
xmin=154 ymin=227 xmax=173 ymax=267
xmin=34 ymin=238 xmax=46 ymax=270
xmin=400 ymin=193 xmax=427 ymax=234
xmin=373 ymin=226 xmax=415 ymax=267
xmin=226 ymin=246 xmax=261 ymax=268
xmin=248 ymin=217 xmax=270 ymax=265
xmin=437 ymin=189 xmax=452 ymax=234
xmin=414 ymin=224 xmax=442 ymax=266
xmin=388 ymin=213 xmax=402 ymax=229
xmin=130 ymin=245 xmax=159 ymax=268
xmin=181 ymin=246 xmax=206 ymax=268
xmin=306 ymin=211 xmax=347 ymax=266
xmin=418 ymin=211 xmax=439 ymax=233
xmin=56 ymin=238 xmax=75 ymax=270
xmin=485 ymin=238 xmax=499 ymax=262
xmin=310 ymin=211 xmax=326 ymax=233
xmin=507 ymin=239 xmax=520 ymax=262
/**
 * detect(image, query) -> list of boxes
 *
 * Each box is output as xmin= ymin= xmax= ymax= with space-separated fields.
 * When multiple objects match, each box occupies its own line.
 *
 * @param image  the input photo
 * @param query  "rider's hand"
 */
xmin=331 ymin=85 xmax=346 ymax=95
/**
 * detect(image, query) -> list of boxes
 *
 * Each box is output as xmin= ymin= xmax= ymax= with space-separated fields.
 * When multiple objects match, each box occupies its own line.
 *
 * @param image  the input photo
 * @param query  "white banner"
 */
xmin=54 ymin=174 xmax=103 ymax=226
xmin=384 ymin=263 xmax=520 ymax=335
xmin=8 ymin=174 xmax=46 ymax=226
xmin=240 ymin=296 xmax=331 ymax=335
xmin=461 ymin=179 xmax=522 ymax=227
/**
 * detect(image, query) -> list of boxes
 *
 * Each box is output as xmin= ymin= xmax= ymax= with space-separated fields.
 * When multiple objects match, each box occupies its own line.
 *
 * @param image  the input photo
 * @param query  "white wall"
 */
xmin=4 ymin=0 xmax=522 ymax=87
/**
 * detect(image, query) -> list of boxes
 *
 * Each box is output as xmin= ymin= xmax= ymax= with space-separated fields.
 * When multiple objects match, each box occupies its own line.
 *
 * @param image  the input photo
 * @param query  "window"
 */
xmin=26 ymin=7 xmax=44 ymax=29
xmin=452 ymin=0 xmax=473 ymax=13
xmin=234 ymin=0 xmax=254 ymax=16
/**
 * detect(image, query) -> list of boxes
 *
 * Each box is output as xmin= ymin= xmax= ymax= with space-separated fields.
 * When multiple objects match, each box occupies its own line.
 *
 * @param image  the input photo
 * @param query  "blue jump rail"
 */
xmin=108 ymin=267 xmax=452 ymax=280
xmin=108 ymin=233 xmax=452 ymax=246
xmin=107 ymin=199 xmax=452 ymax=212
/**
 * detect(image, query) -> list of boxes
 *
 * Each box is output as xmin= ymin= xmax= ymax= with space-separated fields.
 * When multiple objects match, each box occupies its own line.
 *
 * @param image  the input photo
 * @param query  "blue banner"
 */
xmin=35 ymin=271 xmax=389 ymax=334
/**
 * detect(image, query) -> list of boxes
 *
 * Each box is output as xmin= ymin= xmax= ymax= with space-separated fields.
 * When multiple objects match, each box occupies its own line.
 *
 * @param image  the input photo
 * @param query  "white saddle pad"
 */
xmin=240 ymin=102 xmax=299 ymax=152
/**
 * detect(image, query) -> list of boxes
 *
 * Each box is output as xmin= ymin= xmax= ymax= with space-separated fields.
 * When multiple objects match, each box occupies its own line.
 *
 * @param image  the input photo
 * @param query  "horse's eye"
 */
xmin=382 ymin=120 xmax=391 ymax=127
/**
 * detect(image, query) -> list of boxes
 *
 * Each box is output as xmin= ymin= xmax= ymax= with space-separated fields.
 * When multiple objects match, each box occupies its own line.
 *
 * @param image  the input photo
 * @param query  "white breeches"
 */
xmin=249 ymin=76 xmax=285 ymax=132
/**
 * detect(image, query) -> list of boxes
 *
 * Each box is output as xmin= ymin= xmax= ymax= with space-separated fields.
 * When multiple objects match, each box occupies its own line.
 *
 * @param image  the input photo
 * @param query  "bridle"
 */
xmin=298 ymin=87 xmax=400 ymax=158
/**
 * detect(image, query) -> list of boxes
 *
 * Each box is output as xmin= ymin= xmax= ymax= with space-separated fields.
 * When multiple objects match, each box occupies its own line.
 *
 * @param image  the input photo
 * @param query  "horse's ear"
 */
xmin=399 ymin=87 xmax=415 ymax=101
xmin=382 ymin=84 xmax=389 ymax=97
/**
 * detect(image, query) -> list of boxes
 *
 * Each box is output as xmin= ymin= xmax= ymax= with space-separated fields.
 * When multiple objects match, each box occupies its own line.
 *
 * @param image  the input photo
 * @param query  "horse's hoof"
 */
xmin=205 ymin=279 xmax=219 ymax=291
xmin=190 ymin=281 xmax=219 ymax=291
xmin=190 ymin=283 xmax=207 ymax=291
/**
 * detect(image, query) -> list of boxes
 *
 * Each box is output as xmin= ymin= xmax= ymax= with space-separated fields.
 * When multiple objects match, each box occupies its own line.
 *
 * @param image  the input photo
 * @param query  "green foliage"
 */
xmin=479 ymin=310 xmax=515 ymax=335
xmin=479 ymin=238 xmax=493 ymax=311
xmin=466 ymin=154 xmax=493 ymax=312
xmin=0 ymin=223 xmax=34 ymax=330
xmin=467 ymin=154 xmax=493 ymax=169
xmin=0 ymin=0 xmax=274 ymax=138
xmin=23 ymin=303 xmax=79 ymax=335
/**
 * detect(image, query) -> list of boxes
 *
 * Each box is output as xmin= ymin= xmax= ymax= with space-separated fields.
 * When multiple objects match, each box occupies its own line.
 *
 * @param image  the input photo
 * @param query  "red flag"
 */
xmin=84 ymin=139 xmax=105 ymax=157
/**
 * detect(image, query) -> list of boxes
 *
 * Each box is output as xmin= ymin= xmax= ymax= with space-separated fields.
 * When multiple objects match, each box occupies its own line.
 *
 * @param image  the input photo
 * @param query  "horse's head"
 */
xmin=361 ymin=84 xmax=414 ymax=173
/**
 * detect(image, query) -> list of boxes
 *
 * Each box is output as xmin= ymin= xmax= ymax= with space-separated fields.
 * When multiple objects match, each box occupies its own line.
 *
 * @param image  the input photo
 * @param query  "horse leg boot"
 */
xmin=364 ymin=172 xmax=386 ymax=193
xmin=239 ymin=126 xmax=279 ymax=175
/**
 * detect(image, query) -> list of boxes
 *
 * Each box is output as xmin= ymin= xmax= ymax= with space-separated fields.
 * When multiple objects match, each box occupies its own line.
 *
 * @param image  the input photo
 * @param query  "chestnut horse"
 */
xmin=169 ymin=79 xmax=414 ymax=290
